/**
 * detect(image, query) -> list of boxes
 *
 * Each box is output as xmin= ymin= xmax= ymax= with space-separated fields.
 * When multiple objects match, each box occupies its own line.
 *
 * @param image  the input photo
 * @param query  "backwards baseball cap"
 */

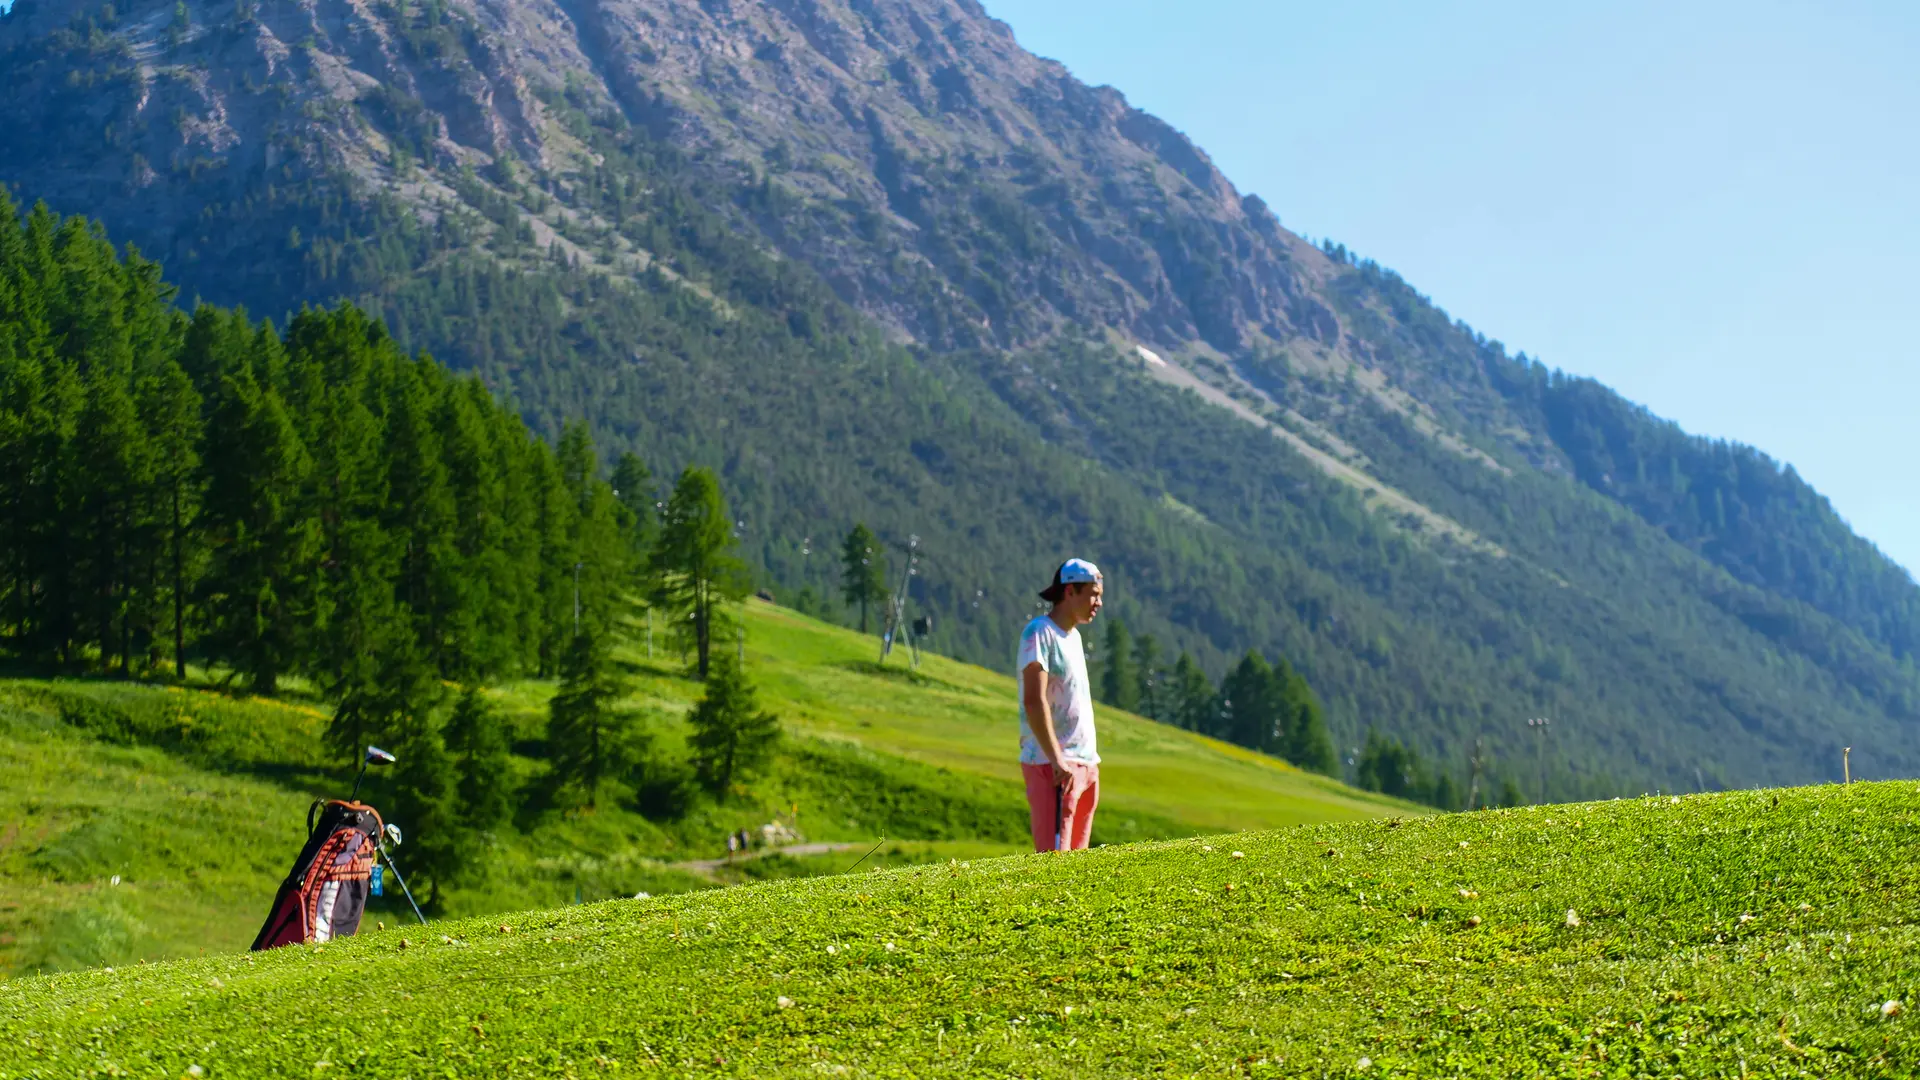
xmin=1039 ymin=558 xmax=1103 ymax=603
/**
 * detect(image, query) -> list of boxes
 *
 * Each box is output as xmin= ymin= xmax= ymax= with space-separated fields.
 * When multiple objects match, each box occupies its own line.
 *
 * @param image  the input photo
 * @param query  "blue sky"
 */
xmin=982 ymin=0 xmax=1918 ymax=575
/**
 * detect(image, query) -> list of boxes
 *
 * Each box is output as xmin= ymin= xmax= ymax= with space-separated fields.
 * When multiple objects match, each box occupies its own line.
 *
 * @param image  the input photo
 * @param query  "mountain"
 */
xmin=3 ymin=0 xmax=1916 ymax=797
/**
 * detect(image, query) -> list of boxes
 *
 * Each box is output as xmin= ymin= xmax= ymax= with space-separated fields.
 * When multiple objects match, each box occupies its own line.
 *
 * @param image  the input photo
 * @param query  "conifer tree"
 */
xmin=530 ymin=446 xmax=578 ymax=676
xmin=547 ymin=626 xmax=633 ymax=808
xmin=649 ymin=467 xmax=748 ymax=679
xmin=1171 ymin=652 xmax=1215 ymax=733
xmin=443 ymin=685 xmax=514 ymax=834
xmin=284 ymin=306 xmax=400 ymax=709
xmin=1101 ymin=618 xmax=1138 ymax=712
xmin=687 ymin=651 xmax=780 ymax=796
xmin=71 ymin=366 xmax=154 ymax=672
xmin=383 ymin=357 xmax=461 ymax=671
xmin=1279 ymin=667 xmax=1339 ymax=776
xmin=328 ymin=635 xmax=440 ymax=769
xmin=1218 ymin=650 xmax=1279 ymax=751
xmin=1133 ymin=633 xmax=1164 ymax=724
xmin=137 ymin=356 xmax=202 ymax=678
xmin=436 ymin=378 xmax=513 ymax=680
xmin=609 ymin=451 xmax=656 ymax=560
xmin=839 ymin=523 xmax=885 ymax=633
xmin=387 ymin=713 xmax=463 ymax=909
xmin=197 ymin=363 xmax=316 ymax=694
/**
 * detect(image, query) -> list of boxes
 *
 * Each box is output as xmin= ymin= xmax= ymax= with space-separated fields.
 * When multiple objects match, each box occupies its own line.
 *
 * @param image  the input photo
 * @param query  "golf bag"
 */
xmin=251 ymin=800 xmax=384 ymax=951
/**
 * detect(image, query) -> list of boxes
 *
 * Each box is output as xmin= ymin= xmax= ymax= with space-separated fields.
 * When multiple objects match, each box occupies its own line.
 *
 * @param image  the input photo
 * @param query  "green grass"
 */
xmin=0 ymin=703 xmax=314 ymax=974
xmin=0 ymin=601 xmax=1406 ymax=976
xmin=4 ymin=782 xmax=1914 ymax=1076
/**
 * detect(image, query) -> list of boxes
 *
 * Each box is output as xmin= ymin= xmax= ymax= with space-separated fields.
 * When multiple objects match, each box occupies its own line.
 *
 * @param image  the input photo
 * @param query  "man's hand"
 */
xmin=1051 ymin=759 xmax=1081 ymax=790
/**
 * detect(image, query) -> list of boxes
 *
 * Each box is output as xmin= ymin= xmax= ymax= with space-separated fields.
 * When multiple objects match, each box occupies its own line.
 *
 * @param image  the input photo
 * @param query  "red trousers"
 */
xmin=1022 ymin=762 xmax=1099 ymax=852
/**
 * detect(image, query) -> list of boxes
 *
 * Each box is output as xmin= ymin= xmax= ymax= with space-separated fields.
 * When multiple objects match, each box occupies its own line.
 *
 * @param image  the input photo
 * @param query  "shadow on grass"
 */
xmin=833 ymin=660 xmax=972 ymax=694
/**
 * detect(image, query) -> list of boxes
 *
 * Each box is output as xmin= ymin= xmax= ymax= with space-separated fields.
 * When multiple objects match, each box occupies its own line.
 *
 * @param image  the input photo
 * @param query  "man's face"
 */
xmin=1066 ymin=580 xmax=1104 ymax=623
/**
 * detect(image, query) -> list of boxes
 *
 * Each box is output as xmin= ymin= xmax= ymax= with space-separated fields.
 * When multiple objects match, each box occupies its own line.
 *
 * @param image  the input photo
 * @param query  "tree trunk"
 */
xmin=172 ymin=485 xmax=185 ymax=679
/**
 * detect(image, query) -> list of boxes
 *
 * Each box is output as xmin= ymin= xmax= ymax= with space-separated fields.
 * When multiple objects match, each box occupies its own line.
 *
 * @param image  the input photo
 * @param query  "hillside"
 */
xmin=6 ymin=781 xmax=1916 ymax=1075
xmin=2 ymin=0 xmax=1917 ymax=801
xmin=0 ymin=600 xmax=1405 ymax=976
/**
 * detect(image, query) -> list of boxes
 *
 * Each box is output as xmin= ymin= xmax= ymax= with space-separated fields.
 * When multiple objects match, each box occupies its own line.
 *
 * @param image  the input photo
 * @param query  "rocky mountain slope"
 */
xmin=3 ymin=0 xmax=1916 ymax=795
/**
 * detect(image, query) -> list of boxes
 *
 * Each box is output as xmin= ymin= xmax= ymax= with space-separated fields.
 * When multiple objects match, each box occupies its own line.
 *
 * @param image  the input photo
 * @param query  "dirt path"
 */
xmin=671 ymin=841 xmax=866 ymax=879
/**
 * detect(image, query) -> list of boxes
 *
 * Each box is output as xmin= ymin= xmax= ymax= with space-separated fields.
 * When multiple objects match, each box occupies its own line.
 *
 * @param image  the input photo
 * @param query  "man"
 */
xmin=1017 ymin=558 xmax=1103 ymax=852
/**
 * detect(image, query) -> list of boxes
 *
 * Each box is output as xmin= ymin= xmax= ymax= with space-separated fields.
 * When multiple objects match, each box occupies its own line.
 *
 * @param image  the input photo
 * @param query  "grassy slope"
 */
xmin=5 ymin=782 xmax=1915 ymax=1077
xmin=0 ymin=602 xmax=1405 ymax=976
xmin=578 ymin=602 xmax=1401 ymax=834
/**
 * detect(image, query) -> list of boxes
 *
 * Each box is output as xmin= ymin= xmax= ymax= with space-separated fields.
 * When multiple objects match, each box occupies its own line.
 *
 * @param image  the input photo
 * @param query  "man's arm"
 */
xmin=1022 ymin=661 xmax=1077 ymax=788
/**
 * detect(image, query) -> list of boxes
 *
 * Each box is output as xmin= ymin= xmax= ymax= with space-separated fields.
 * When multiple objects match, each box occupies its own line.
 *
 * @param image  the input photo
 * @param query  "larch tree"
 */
xmin=839 ymin=523 xmax=885 ymax=634
xmin=648 ymin=466 xmax=748 ymax=679
xmin=686 ymin=651 xmax=780 ymax=796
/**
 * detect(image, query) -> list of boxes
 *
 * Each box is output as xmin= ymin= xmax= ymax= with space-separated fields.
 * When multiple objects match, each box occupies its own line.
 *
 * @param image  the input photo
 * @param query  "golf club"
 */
xmin=350 ymin=744 xmax=396 ymax=801
xmin=1054 ymin=780 xmax=1064 ymax=852
xmin=376 ymin=821 xmax=427 ymax=926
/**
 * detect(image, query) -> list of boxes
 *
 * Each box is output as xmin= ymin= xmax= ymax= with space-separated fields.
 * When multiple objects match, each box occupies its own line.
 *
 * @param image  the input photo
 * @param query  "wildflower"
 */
xmin=1737 ymin=913 xmax=1755 ymax=924
xmin=1458 ymin=841 xmax=1469 ymax=848
xmin=1357 ymin=1056 xmax=1372 ymax=1070
xmin=1565 ymin=909 xmax=1580 ymax=928
xmin=884 ymin=941 xmax=896 ymax=952
xmin=1883 ymin=1000 xmax=1903 ymax=1018
xmin=777 ymin=996 xmax=794 ymax=1009
xmin=1231 ymin=851 xmax=1246 ymax=859
xmin=1202 ymin=845 xmax=1214 ymax=853
xmin=1458 ymin=889 xmax=1478 ymax=899
xmin=826 ymin=944 xmax=837 ymax=955
xmin=1465 ymin=915 xmax=1482 ymax=928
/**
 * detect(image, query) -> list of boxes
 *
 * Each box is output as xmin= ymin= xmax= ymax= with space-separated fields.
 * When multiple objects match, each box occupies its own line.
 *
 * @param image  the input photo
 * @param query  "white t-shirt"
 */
xmin=1016 ymin=615 xmax=1100 ymax=766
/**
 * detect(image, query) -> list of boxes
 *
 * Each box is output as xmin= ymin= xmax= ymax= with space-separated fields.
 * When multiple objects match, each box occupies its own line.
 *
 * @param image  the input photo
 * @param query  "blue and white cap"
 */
xmin=1039 ymin=558 xmax=1103 ymax=602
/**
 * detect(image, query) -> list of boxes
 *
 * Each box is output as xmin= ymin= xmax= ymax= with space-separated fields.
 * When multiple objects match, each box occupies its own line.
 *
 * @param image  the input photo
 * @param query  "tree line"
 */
xmin=0 ymin=198 xmax=783 ymax=904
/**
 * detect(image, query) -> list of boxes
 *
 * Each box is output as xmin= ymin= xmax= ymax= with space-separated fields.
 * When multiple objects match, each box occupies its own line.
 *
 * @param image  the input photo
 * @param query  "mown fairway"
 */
xmin=5 ymin=782 xmax=1915 ymax=1077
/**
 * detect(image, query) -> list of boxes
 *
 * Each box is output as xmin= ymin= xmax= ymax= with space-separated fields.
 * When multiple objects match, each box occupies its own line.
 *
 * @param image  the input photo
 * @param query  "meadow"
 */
xmin=2 ymin=781 xmax=1913 ymax=1076
xmin=0 ymin=602 xmax=1407 ymax=976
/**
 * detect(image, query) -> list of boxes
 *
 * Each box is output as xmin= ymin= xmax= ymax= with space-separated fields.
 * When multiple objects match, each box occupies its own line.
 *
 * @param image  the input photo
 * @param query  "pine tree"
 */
xmin=648 ymin=467 xmax=748 ymax=679
xmin=387 ymin=713 xmax=463 ymax=909
xmin=530 ymin=446 xmax=578 ymax=676
xmin=382 ymin=356 xmax=461 ymax=673
xmin=284 ymin=306 xmax=400 ymax=710
xmin=687 ymin=651 xmax=780 ymax=796
xmin=1132 ymin=633 xmax=1163 ymax=723
xmin=197 ymin=362 xmax=316 ymax=694
xmin=436 ymin=377 xmax=514 ymax=680
xmin=1218 ymin=650 xmax=1279 ymax=751
xmin=1279 ymin=667 xmax=1339 ymax=775
xmin=609 ymin=451 xmax=656 ymax=561
xmin=137 ymin=356 xmax=202 ymax=678
xmin=70 ymin=366 xmax=154 ymax=673
xmin=1171 ymin=652 xmax=1214 ymax=733
xmin=1100 ymin=618 xmax=1138 ymax=712
xmin=839 ymin=523 xmax=886 ymax=634
xmin=327 ymin=634 xmax=440 ymax=769
xmin=443 ymin=685 xmax=514 ymax=834
xmin=547 ymin=626 xmax=633 ymax=808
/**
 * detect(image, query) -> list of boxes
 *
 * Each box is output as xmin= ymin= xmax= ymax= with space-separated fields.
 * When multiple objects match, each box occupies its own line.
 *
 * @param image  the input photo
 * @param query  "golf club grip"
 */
xmin=1054 ymin=779 xmax=1064 ymax=851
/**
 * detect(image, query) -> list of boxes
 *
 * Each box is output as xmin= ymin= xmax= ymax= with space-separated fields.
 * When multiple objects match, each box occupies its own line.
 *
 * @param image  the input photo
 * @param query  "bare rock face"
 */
xmin=0 ymin=0 xmax=1329 ymax=357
